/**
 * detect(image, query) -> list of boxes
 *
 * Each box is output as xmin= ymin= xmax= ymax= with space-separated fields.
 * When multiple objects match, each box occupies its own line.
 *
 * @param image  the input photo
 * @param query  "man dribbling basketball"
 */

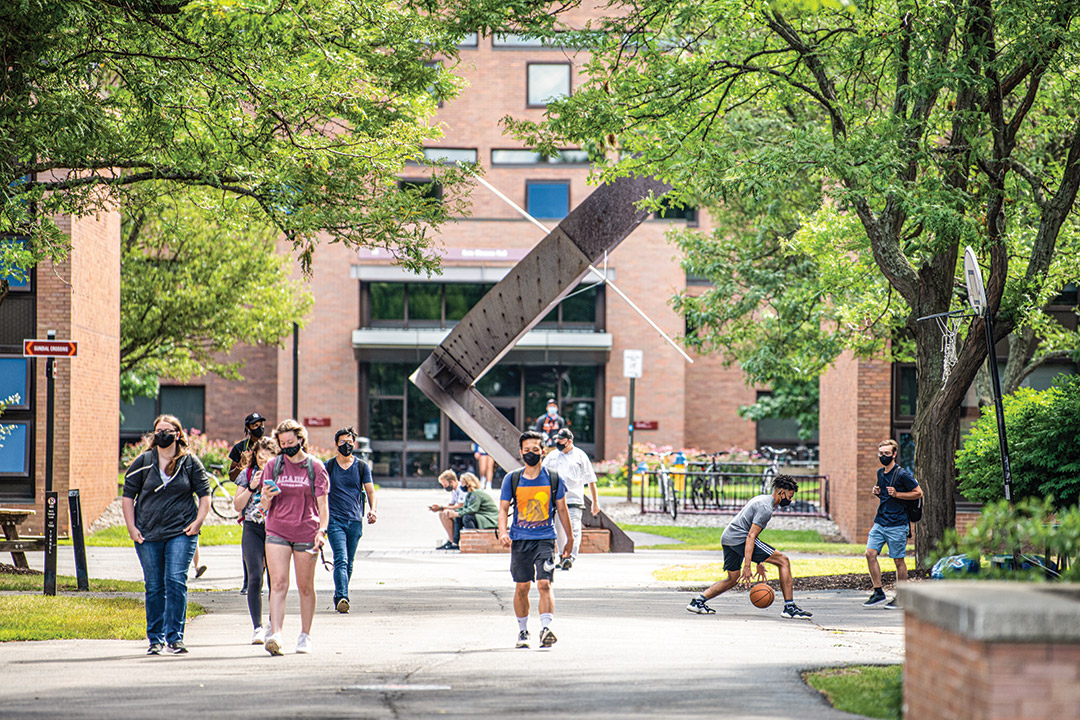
xmin=686 ymin=475 xmax=813 ymax=620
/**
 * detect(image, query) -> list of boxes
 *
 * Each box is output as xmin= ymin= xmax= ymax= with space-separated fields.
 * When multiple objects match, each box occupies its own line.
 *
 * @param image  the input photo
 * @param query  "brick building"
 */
xmin=0 ymin=211 xmax=121 ymax=534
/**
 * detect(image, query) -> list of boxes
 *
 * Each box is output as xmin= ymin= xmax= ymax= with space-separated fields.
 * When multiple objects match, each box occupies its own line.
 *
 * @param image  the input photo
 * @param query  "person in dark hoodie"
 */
xmin=123 ymin=414 xmax=211 ymax=656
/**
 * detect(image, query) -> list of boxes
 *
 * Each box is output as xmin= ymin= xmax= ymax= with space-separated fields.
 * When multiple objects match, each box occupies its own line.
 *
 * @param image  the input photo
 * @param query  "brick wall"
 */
xmin=683 ymin=348 xmax=757 ymax=453
xmin=904 ymin=613 xmax=1080 ymax=720
xmin=28 ymin=209 xmax=121 ymax=533
xmin=820 ymin=350 xmax=893 ymax=542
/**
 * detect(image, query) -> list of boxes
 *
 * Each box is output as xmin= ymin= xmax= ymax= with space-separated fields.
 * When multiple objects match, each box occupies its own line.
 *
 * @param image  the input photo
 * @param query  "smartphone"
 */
xmin=263 ymin=478 xmax=279 ymax=493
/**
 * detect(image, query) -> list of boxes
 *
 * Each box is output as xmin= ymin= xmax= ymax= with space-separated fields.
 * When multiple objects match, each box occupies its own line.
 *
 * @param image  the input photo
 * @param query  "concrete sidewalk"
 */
xmin=3 ymin=489 xmax=901 ymax=718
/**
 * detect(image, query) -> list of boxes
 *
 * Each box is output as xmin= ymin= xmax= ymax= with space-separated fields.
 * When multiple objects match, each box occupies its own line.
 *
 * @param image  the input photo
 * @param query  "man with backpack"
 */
xmin=864 ymin=439 xmax=923 ymax=608
xmin=498 ymin=431 xmax=573 ymax=650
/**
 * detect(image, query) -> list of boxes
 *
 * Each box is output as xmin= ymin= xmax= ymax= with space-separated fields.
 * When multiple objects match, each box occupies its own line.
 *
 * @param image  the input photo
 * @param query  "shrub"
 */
xmin=956 ymin=375 xmax=1080 ymax=507
xmin=933 ymin=497 xmax=1080 ymax=582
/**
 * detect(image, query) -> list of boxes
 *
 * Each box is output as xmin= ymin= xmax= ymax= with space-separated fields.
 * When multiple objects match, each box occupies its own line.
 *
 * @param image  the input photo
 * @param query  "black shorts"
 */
xmin=722 ymin=539 xmax=776 ymax=572
xmin=510 ymin=538 xmax=557 ymax=583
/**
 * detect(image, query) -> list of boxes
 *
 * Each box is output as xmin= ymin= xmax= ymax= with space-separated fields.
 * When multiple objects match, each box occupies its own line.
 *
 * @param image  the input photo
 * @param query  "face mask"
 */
xmin=249 ymin=426 xmax=265 ymax=439
xmin=555 ymin=442 xmax=567 ymax=451
xmin=779 ymin=497 xmax=792 ymax=507
xmin=522 ymin=451 xmax=541 ymax=467
xmin=153 ymin=431 xmax=175 ymax=448
xmin=282 ymin=444 xmax=301 ymax=457
xmin=879 ymin=454 xmax=893 ymax=466
xmin=337 ymin=442 xmax=353 ymax=457
xmin=547 ymin=407 xmax=557 ymax=417
xmin=443 ymin=484 xmax=453 ymax=492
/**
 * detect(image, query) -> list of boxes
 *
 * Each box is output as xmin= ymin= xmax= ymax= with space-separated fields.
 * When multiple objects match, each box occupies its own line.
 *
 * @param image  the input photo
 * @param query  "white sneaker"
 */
xmin=251 ymin=626 xmax=266 ymax=645
xmin=296 ymin=632 xmax=312 ymax=654
xmin=265 ymin=633 xmax=283 ymax=656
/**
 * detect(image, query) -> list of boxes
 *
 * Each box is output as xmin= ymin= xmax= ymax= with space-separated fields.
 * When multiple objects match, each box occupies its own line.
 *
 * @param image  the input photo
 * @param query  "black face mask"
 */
xmin=249 ymin=426 xmax=265 ymax=439
xmin=337 ymin=442 xmax=353 ymax=457
xmin=443 ymin=484 xmax=454 ymax=492
xmin=153 ymin=431 xmax=175 ymax=449
xmin=555 ymin=442 xmax=568 ymax=452
xmin=282 ymin=444 xmax=301 ymax=457
xmin=522 ymin=451 xmax=541 ymax=467
xmin=879 ymin=454 xmax=894 ymax=466
xmin=779 ymin=497 xmax=792 ymax=507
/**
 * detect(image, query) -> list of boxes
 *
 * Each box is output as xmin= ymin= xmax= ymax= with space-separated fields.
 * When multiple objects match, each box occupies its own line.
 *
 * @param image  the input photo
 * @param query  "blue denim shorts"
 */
xmin=266 ymin=534 xmax=315 ymax=552
xmin=867 ymin=523 xmax=909 ymax=559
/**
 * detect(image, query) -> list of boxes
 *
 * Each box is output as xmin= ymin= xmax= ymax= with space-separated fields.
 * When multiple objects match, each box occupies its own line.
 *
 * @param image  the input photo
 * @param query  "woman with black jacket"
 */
xmin=122 ymin=414 xmax=211 ymax=655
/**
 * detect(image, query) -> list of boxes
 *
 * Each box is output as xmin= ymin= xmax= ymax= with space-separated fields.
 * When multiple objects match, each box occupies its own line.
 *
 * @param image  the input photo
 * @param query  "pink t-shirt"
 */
xmin=264 ymin=454 xmax=330 ymax=543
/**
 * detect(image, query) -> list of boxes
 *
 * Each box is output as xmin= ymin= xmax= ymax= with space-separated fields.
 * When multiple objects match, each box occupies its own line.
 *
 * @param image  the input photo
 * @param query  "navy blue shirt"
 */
xmin=874 ymin=466 xmax=918 ymax=528
xmin=325 ymin=457 xmax=370 ymax=522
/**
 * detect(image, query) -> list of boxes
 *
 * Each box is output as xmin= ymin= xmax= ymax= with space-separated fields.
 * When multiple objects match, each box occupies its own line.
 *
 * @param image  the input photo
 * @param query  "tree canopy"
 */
xmin=0 ymin=0 xmax=561 ymax=287
xmin=507 ymin=0 xmax=1080 ymax=559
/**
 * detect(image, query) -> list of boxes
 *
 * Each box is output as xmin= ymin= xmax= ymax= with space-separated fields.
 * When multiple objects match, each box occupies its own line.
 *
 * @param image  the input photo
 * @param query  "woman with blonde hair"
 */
xmin=260 ymin=419 xmax=330 ymax=655
xmin=122 ymin=415 xmax=211 ymax=655
xmin=456 ymin=472 xmax=499 ymax=535
xmin=232 ymin=435 xmax=278 ymax=644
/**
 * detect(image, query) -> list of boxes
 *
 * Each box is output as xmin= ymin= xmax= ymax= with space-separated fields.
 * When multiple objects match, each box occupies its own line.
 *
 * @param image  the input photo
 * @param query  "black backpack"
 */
xmin=880 ymin=467 xmax=922 ymax=523
xmin=508 ymin=468 xmax=561 ymax=511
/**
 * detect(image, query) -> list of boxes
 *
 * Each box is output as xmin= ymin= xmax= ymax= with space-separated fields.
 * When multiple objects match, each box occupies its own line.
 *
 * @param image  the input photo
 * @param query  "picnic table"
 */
xmin=0 ymin=508 xmax=45 ymax=569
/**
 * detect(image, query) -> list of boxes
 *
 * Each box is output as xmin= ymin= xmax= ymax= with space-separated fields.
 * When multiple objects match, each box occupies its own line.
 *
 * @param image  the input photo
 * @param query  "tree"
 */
xmin=119 ymin=188 xmax=311 ymax=400
xmin=508 ymin=0 xmax=1080 ymax=562
xmin=1 ymin=0 xmax=560 ymax=299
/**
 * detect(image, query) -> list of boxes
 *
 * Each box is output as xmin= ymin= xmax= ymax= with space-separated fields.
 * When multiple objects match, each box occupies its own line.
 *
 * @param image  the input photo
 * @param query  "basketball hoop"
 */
xmin=934 ymin=311 xmax=967 ymax=384
xmin=916 ymin=245 xmax=986 ymax=386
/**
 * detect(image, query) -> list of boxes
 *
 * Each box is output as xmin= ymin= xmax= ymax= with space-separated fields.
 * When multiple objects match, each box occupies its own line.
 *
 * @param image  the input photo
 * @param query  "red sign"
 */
xmin=303 ymin=417 xmax=331 ymax=427
xmin=23 ymin=340 xmax=78 ymax=358
xmin=633 ymin=420 xmax=658 ymax=430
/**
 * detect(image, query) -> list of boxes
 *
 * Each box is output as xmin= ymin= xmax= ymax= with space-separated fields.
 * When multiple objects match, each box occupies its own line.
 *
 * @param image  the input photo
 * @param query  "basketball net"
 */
xmin=936 ymin=314 xmax=963 ymax=384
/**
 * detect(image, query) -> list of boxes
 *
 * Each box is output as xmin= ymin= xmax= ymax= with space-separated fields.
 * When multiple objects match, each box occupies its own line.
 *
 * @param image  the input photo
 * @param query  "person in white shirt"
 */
xmin=541 ymin=429 xmax=600 ymax=570
xmin=429 ymin=469 xmax=467 ymax=550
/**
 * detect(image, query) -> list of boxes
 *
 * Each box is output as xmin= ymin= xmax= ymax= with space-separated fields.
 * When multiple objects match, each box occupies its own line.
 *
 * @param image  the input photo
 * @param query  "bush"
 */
xmin=933 ymin=497 xmax=1080 ymax=582
xmin=956 ymin=375 xmax=1080 ymax=507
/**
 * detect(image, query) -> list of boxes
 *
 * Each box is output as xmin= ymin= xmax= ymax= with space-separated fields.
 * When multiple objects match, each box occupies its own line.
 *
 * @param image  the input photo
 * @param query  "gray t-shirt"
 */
xmin=721 ymin=494 xmax=775 ymax=546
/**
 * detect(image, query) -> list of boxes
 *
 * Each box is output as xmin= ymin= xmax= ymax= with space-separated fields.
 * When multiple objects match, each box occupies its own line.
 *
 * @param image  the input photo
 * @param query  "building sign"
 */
xmin=355 ymin=247 xmax=530 ymax=262
xmin=623 ymin=349 xmax=643 ymax=378
xmin=303 ymin=417 xmax=331 ymax=427
xmin=23 ymin=340 xmax=78 ymax=358
xmin=611 ymin=396 xmax=627 ymax=419
xmin=633 ymin=420 xmax=658 ymax=431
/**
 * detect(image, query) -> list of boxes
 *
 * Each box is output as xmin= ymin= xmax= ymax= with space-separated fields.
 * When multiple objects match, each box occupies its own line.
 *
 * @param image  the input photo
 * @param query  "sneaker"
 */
xmin=251 ymin=626 xmax=266 ymax=645
xmin=296 ymin=632 xmax=312 ymax=654
xmin=436 ymin=541 xmax=455 ymax=550
xmin=336 ymin=598 xmax=350 ymax=614
xmin=863 ymin=589 xmax=888 ymax=607
xmin=147 ymin=642 xmax=164 ymax=656
xmin=448 ymin=543 xmax=460 ymax=551
xmin=166 ymin=641 xmax=188 ymax=654
xmin=515 ymin=630 xmax=530 ymax=649
xmin=240 ymin=586 xmax=248 ymax=595
xmin=885 ymin=597 xmax=902 ymax=609
xmin=781 ymin=604 xmax=814 ymax=620
xmin=194 ymin=565 xmax=207 ymax=578
xmin=539 ymin=627 xmax=557 ymax=648
xmin=265 ymin=633 xmax=283 ymax=656
xmin=561 ymin=558 xmax=573 ymax=571
xmin=686 ymin=597 xmax=716 ymax=615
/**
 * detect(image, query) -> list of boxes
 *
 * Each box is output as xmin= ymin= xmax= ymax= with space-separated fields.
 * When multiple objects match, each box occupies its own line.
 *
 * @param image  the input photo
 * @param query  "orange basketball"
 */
xmin=750 ymin=583 xmax=774 ymax=608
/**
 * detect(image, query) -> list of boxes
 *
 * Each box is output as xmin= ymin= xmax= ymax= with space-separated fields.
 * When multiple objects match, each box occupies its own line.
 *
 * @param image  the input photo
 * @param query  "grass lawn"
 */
xmin=621 ymin=524 xmax=871 ymax=555
xmin=0 ymin=595 xmax=205 ymax=642
xmin=0 ymin=573 xmax=145 ymax=592
xmin=61 ymin=523 xmax=243 ymax=548
xmin=653 ymin=556 xmax=877 ymax=582
xmin=803 ymin=665 xmax=903 ymax=720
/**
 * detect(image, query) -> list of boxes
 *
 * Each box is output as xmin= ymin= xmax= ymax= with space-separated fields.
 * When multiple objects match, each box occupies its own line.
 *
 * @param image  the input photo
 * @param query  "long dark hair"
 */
xmin=147 ymin=414 xmax=189 ymax=476
xmin=245 ymin=436 xmax=279 ymax=471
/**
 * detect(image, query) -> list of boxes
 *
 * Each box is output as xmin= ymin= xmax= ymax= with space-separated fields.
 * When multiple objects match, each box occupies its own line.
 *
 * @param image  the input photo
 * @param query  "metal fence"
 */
xmin=637 ymin=465 xmax=830 ymax=518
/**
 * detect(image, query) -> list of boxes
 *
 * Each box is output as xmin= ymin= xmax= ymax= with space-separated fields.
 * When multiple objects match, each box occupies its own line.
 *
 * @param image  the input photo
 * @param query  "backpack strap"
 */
xmin=508 ymin=469 xmax=524 ymax=506
xmin=272 ymin=455 xmax=283 ymax=482
xmin=547 ymin=468 xmax=560 ymax=509
xmin=305 ymin=457 xmax=316 ymax=498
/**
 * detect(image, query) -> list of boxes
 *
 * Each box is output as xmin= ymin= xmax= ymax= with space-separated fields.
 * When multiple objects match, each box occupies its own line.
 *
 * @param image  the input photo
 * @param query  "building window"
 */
xmin=754 ymin=391 xmax=816 ymax=449
xmin=445 ymin=284 xmax=488 ymax=322
xmin=0 ymin=358 xmax=30 ymax=409
xmin=120 ymin=386 xmax=206 ymax=437
xmin=894 ymin=364 xmax=917 ymax=418
xmin=423 ymin=148 xmax=477 ymax=165
xmin=365 ymin=282 xmax=496 ymax=328
xmin=0 ymin=422 xmax=30 ymax=476
xmin=655 ymin=197 xmax=698 ymax=224
xmin=491 ymin=149 xmax=588 ymax=165
xmin=526 ymin=180 xmax=570 ymax=219
xmin=458 ymin=32 xmax=478 ymax=48
xmin=527 ymin=63 xmax=571 ymax=107
xmin=370 ymin=283 xmax=406 ymax=325
xmin=494 ymin=33 xmax=548 ymax=48
xmin=398 ymin=179 xmax=443 ymax=202
xmin=1050 ymin=282 xmax=1078 ymax=306
xmin=423 ymin=61 xmax=444 ymax=107
xmin=407 ymin=283 xmax=442 ymax=326
xmin=1 ymin=236 xmax=32 ymax=291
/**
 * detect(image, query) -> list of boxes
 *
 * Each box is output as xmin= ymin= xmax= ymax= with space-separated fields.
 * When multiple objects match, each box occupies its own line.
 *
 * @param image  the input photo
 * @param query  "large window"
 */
xmin=0 ymin=422 xmax=30 ymax=476
xmin=491 ymin=149 xmax=588 ymax=165
xmin=526 ymin=181 xmax=570 ymax=219
xmin=367 ymin=282 xmax=495 ymax=328
xmin=0 ymin=358 xmax=30 ymax=409
xmin=527 ymin=63 xmax=571 ymax=106
xmin=423 ymin=148 xmax=477 ymax=165
xmin=120 ymin=386 xmax=206 ymax=437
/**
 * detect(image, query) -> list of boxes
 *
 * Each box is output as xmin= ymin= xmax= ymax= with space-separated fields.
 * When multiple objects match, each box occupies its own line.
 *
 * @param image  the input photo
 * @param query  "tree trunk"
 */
xmin=912 ymin=401 xmax=960 ymax=567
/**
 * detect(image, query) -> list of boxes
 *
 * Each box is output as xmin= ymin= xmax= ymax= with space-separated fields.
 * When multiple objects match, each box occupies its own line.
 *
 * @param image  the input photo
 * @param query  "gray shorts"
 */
xmin=510 ymin=538 xmax=557 ymax=584
xmin=266 ymin=534 xmax=316 ymax=552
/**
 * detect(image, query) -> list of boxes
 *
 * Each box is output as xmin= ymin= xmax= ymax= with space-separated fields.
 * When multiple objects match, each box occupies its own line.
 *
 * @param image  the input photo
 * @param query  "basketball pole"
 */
xmin=982 ymin=311 xmax=1014 ymax=501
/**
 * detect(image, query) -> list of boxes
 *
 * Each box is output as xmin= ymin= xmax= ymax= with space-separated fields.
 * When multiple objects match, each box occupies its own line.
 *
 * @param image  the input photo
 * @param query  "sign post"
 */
xmin=24 ymin=331 xmax=78 ymax=596
xmin=623 ymin=350 xmax=643 ymax=502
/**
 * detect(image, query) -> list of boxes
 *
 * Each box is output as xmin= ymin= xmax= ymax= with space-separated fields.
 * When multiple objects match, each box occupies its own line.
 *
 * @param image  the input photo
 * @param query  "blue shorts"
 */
xmin=867 ymin=523 xmax=909 ymax=559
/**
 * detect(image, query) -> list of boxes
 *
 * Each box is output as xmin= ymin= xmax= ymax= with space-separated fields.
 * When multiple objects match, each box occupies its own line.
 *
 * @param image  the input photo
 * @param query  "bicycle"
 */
xmin=207 ymin=463 xmax=238 ymax=520
xmin=646 ymin=451 xmax=678 ymax=520
xmin=689 ymin=451 xmax=730 ymax=510
xmin=756 ymin=446 xmax=793 ymax=494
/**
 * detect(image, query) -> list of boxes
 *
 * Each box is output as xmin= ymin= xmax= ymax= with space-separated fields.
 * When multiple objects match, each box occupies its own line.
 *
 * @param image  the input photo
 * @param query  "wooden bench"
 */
xmin=459 ymin=528 xmax=611 ymax=554
xmin=0 ymin=509 xmax=46 ymax=569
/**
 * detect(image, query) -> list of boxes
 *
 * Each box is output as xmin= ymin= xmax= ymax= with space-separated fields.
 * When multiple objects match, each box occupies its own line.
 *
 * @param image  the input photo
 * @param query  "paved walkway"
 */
xmin=2 ymin=490 xmax=902 ymax=719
